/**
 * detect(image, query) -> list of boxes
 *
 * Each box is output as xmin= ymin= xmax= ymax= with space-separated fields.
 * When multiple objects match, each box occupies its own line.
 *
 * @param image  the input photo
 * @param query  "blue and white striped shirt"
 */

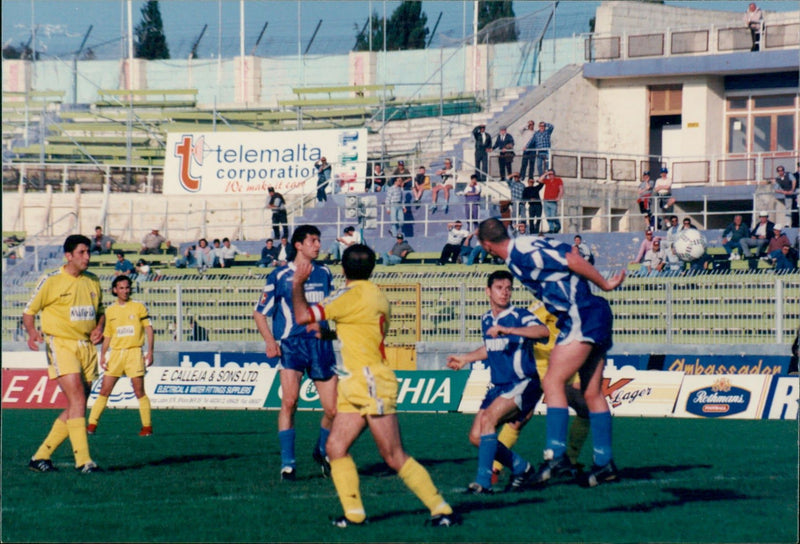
xmin=481 ymin=305 xmax=542 ymax=385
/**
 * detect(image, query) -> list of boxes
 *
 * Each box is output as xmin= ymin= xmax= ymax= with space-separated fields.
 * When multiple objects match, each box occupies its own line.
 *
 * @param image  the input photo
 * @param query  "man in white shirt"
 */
xmin=326 ymin=226 xmax=361 ymax=264
xmin=437 ymin=220 xmax=472 ymax=265
xmin=218 ymin=237 xmax=247 ymax=268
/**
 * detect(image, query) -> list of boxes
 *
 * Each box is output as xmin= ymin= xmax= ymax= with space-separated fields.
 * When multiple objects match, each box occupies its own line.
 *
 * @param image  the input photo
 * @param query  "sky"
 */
xmin=2 ymin=1 xmax=798 ymax=60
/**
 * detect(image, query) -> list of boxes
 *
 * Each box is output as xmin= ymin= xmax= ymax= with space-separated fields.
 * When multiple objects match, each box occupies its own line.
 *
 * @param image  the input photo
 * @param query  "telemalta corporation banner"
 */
xmin=163 ymin=128 xmax=368 ymax=196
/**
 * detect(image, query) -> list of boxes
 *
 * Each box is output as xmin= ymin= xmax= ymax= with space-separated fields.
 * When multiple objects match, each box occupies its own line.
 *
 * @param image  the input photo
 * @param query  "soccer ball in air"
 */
xmin=672 ymin=228 xmax=707 ymax=262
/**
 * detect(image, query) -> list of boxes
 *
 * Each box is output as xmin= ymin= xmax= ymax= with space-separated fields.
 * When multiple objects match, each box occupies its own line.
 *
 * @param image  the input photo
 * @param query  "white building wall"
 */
xmin=596 ymin=80 xmax=648 ymax=156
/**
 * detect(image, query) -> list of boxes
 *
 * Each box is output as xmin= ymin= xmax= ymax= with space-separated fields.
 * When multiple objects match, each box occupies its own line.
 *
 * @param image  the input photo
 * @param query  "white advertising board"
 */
xmin=144 ymin=366 xmax=277 ymax=409
xmin=163 ymin=128 xmax=368 ymax=195
xmin=673 ymin=375 xmax=771 ymax=419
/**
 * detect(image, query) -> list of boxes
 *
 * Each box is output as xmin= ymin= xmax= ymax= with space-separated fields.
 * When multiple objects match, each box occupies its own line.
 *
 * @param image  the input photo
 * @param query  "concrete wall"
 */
xmin=596 ymin=79 xmax=648 ymax=156
xmin=595 ymin=1 xmax=749 ymax=35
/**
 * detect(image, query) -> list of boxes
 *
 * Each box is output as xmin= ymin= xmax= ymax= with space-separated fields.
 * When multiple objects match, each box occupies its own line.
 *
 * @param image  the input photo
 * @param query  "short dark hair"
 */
xmin=342 ymin=244 xmax=375 ymax=280
xmin=290 ymin=225 xmax=321 ymax=261
xmin=223 ymin=237 xmax=230 ymax=243
xmin=111 ymin=275 xmax=131 ymax=292
xmin=487 ymin=269 xmax=513 ymax=288
xmin=64 ymin=234 xmax=91 ymax=254
xmin=478 ymin=218 xmax=509 ymax=244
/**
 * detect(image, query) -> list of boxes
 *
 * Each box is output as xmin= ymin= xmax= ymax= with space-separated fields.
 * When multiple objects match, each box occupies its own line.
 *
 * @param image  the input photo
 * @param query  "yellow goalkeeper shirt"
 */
xmin=309 ymin=280 xmax=390 ymax=374
xmin=24 ymin=266 xmax=104 ymax=340
xmin=103 ymin=300 xmax=151 ymax=350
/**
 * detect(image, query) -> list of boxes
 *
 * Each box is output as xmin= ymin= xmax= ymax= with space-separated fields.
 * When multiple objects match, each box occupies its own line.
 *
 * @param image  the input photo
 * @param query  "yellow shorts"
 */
xmin=45 ymin=336 xmax=98 ymax=383
xmin=105 ymin=348 xmax=145 ymax=378
xmin=530 ymin=302 xmax=579 ymax=387
xmin=337 ymin=364 xmax=398 ymax=416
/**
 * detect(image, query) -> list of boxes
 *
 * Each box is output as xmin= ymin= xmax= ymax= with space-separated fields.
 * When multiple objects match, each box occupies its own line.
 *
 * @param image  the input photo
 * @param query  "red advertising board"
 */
xmin=1 ymin=369 xmax=67 ymax=409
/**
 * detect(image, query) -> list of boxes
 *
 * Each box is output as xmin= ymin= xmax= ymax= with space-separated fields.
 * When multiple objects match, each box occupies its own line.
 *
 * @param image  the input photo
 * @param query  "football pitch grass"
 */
xmin=2 ymin=409 xmax=797 ymax=544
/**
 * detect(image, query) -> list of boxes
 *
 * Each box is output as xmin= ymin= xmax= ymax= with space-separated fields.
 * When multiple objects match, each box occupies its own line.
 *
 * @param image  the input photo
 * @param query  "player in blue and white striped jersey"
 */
xmin=478 ymin=218 xmax=626 ymax=488
xmin=447 ymin=270 xmax=549 ymax=494
xmin=253 ymin=225 xmax=337 ymax=481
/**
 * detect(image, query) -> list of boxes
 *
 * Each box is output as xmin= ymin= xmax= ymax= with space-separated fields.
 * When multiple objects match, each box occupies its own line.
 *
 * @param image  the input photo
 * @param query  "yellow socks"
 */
xmin=567 ymin=416 xmax=590 ymax=465
xmin=398 ymin=457 xmax=452 ymax=517
xmin=88 ymin=395 xmax=108 ymax=426
xmin=330 ymin=456 xmax=366 ymax=523
xmin=138 ymin=395 xmax=152 ymax=427
xmin=33 ymin=418 xmax=69 ymax=460
xmin=66 ymin=418 xmax=92 ymax=467
xmin=493 ymin=424 xmax=520 ymax=472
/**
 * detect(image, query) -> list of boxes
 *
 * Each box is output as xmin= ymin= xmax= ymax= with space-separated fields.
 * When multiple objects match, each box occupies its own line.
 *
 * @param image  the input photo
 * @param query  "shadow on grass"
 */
xmin=105 ymin=453 xmax=244 ymax=472
xmin=366 ymin=495 xmax=546 ymax=524
xmin=595 ymin=487 xmax=749 ymax=513
xmin=616 ymin=463 xmax=714 ymax=481
xmin=358 ymin=457 xmax=473 ymax=477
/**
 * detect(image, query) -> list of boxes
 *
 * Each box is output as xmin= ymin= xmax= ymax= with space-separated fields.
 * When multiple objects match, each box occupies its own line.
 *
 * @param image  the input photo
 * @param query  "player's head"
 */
xmin=478 ymin=218 xmax=510 ymax=244
xmin=111 ymin=275 xmax=132 ymax=299
xmin=486 ymin=270 xmax=513 ymax=309
xmin=63 ymin=234 xmax=92 ymax=273
xmin=291 ymin=225 xmax=321 ymax=261
xmin=342 ymin=244 xmax=375 ymax=280
xmin=64 ymin=234 xmax=91 ymax=254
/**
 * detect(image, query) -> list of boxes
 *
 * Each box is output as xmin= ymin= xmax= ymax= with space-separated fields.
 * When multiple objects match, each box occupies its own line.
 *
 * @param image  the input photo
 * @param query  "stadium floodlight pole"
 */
xmin=473 ymin=0 xmax=478 ymax=93
xmin=72 ymin=25 xmax=93 ymax=105
xmin=304 ymin=19 xmax=322 ymax=55
xmin=250 ymin=21 xmax=268 ymax=56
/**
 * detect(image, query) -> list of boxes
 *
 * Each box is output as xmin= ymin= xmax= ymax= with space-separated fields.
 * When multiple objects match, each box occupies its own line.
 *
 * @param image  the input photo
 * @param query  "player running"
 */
xmin=253 ymin=225 xmax=337 ymax=481
xmin=447 ymin=270 xmax=548 ymax=494
xmin=478 ymin=217 xmax=625 ymax=487
xmin=292 ymin=244 xmax=459 ymax=527
xmin=87 ymin=275 xmax=155 ymax=436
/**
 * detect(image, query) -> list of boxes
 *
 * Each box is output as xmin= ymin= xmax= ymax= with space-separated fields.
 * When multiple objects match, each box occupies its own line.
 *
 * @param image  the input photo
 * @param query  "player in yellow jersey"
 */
xmin=24 ymin=234 xmax=104 ymax=473
xmin=292 ymin=244 xmax=459 ymax=528
xmin=87 ymin=275 xmax=155 ymax=436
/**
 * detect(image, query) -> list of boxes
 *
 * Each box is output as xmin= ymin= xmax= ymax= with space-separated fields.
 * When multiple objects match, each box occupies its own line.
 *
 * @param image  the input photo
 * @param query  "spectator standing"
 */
xmin=190 ymin=317 xmax=209 ymax=341
xmin=314 ymin=157 xmax=332 ymax=202
xmin=381 ymin=233 xmax=413 ymax=266
xmin=721 ymin=214 xmax=749 ymax=260
xmin=636 ymin=172 xmax=654 ymax=228
xmin=541 ymin=169 xmax=564 ymax=234
xmin=773 ymin=165 xmax=797 ymax=226
xmin=522 ymin=177 xmax=544 ymax=234
xmin=463 ymin=175 xmax=482 ymax=231
xmin=431 ymin=158 xmax=455 ymax=214
xmin=574 ymin=235 xmax=595 ymax=265
xmin=744 ymin=3 xmax=763 ymax=51
xmin=653 ymin=168 xmax=675 ymax=223
xmin=268 ymin=187 xmax=289 ymax=240
xmin=90 ymin=226 xmax=115 ymax=255
xmin=24 ymin=234 xmax=104 ymax=473
xmin=385 ymin=177 xmax=407 ymax=238
xmin=519 ymin=120 xmax=537 ymax=180
xmin=391 ymin=160 xmax=412 ymax=190
xmin=140 ymin=229 xmax=164 ymax=255
xmin=438 ymin=220 xmax=473 ymax=265
xmin=493 ymin=127 xmax=515 ymax=181
xmin=740 ymin=212 xmax=775 ymax=260
xmin=326 ymin=226 xmax=361 ymax=265
xmin=472 ymin=124 xmax=492 ymax=181
xmin=528 ymin=121 xmax=554 ymax=176
xmin=114 ymin=251 xmax=135 ymax=277
xmin=793 ymin=162 xmax=800 ymax=228
xmin=411 ymin=166 xmax=430 ymax=203
xmin=506 ymin=172 xmax=525 ymax=222
xmin=218 ymin=237 xmax=247 ymax=268
xmin=258 ymin=239 xmax=281 ymax=268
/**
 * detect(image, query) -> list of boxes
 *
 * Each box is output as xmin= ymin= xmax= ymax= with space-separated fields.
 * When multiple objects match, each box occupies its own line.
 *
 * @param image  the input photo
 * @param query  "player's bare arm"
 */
xmin=145 ymin=325 xmax=155 ymax=366
xmin=22 ymin=313 xmax=42 ymax=351
xmin=565 ymin=250 xmax=626 ymax=291
xmin=99 ymin=336 xmax=111 ymax=370
xmin=486 ymin=324 xmax=549 ymax=339
xmin=291 ymin=259 xmax=313 ymax=325
xmin=253 ymin=311 xmax=281 ymax=358
xmin=447 ymin=346 xmax=488 ymax=370
xmin=90 ymin=315 xmax=105 ymax=344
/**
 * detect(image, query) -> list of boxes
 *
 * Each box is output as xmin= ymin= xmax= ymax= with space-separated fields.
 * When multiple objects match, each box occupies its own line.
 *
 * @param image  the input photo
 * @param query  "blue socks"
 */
xmin=476 ymin=433 xmax=499 ymax=488
xmin=495 ymin=442 xmax=528 ymax=475
xmin=589 ymin=411 xmax=613 ymax=467
xmin=278 ymin=429 xmax=296 ymax=469
xmin=545 ymin=407 xmax=569 ymax=459
xmin=317 ymin=426 xmax=331 ymax=457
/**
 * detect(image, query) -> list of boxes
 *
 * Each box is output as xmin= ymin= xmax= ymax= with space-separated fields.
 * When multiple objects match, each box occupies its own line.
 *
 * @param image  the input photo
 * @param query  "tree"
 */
xmin=477 ymin=1 xmax=518 ymax=44
xmin=353 ymin=1 xmax=428 ymax=51
xmin=134 ymin=0 xmax=170 ymax=60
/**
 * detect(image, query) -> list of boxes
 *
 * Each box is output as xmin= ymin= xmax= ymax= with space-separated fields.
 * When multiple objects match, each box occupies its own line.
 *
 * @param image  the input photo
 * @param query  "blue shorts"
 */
xmin=556 ymin=294 xmax=613 ymax=353
xmin=278 ymin=335 xmax=336 ymax=381
xmin=481 ymin=378 xmax=542 ymax=423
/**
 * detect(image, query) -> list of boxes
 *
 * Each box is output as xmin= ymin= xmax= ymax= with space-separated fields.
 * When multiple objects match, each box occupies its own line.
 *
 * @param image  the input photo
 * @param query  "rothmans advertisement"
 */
xmin=163 ymin=128 xmax=368 ymax=195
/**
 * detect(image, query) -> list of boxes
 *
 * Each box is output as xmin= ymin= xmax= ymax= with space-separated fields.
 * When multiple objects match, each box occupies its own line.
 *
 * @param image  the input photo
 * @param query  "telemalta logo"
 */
xmin=686 ymin=378 xmax=750 ymax=418
xmin=174 ymin=134 xmax=205 ymax=192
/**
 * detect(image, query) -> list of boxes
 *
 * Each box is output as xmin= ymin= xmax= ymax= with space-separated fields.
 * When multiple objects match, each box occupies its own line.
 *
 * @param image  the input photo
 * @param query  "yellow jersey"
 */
xmin=24 ymin=266 xmax=104 ymax=340
xmin=103 ymin=300 xmax=152 ymax=350
xmin=309 ymin=280 xmax=390 ymax=375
